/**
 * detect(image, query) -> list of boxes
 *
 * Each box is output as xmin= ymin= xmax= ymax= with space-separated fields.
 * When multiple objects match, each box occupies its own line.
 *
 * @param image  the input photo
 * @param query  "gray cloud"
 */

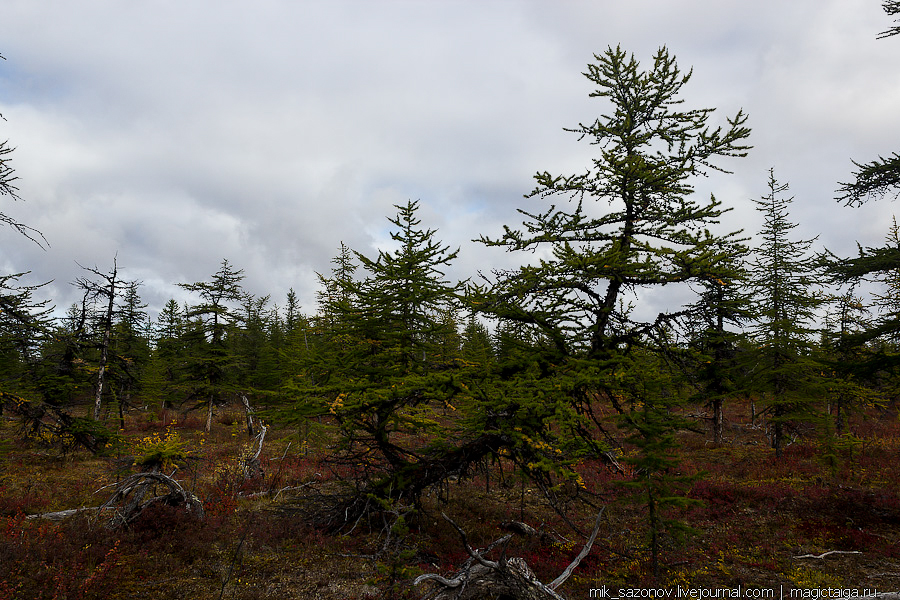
xmin=1 ymin=0 xmax=898 ymax=322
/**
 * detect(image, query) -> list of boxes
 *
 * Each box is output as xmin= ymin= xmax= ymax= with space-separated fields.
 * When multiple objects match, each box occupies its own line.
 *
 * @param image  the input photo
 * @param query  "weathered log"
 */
xmin=415 ymin=509 xmax=604 ymax=600
xmin=417 ymin=558 xmax=564 ymax=600
xmin=500 ymin=520 xmax=567 ymax=546
xmin=27 ymin=507 xmax=102 ymax=521
xmin=97 ymin=471 xmax=204 ymax=529
xmin=793 ymin=550 xmax=861 ymax=559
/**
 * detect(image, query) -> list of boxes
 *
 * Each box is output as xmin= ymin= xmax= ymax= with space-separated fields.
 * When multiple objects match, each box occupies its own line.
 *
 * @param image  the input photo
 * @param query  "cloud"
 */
xmin=1 ymin=0 xmax=899 ymax=323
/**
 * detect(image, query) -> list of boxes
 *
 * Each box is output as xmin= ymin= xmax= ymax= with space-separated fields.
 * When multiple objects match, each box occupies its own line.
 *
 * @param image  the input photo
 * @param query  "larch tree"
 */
xmin=685 ymin=239 xmax=753 ymax=444
xmin=1 ymin=52 xmax=52 ymax=411
xmin=178 ymin=259 xmax=245 ymax=431
xmin=473 ymin=46 xmax=750 ymax=573
xmin=748 ymin=169 xmax=823 ymax=458
xmin=870 ymin=217 xmax=900 ymax=350
xmin=283 ymin=201 xmax=479 ymax=526
xmin=0 ymin=272 xmax=52 ymax=414
xmin=145 ymin=298 xmax=186 ymax=412
xmin=331 ymin=201 xmax=466 ymax=505
xmin=0 ymin=53 xmax=47 ymax=249
xmin=272 ymin=245 xmax=359 ymax=454
xmin=73 ymin=257 xmax=121 ymax=420
xmin=819 ymin=289 xmax=875 ymax=435
xmin=109 ymin=280 xmax=150 ymax=428
xmin=824 ymin=4 xmax=900 ymax=373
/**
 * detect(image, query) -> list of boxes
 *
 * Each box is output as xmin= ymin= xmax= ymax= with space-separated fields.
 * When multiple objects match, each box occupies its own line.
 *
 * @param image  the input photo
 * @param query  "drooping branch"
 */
xmin=878 ymin=0 xmax=900 ymax=38
xmin=836 ymin=153 xmax=900 ymax=206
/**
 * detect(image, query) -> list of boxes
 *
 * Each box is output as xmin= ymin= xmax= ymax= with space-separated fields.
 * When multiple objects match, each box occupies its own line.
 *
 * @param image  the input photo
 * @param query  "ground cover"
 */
xmin=0 ymin=399 xmax=898 ymax=599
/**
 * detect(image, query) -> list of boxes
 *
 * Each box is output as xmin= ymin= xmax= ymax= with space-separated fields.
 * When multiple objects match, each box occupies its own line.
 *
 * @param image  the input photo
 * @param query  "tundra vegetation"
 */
xmin=3 ymin=18 xmax=900 ymax=599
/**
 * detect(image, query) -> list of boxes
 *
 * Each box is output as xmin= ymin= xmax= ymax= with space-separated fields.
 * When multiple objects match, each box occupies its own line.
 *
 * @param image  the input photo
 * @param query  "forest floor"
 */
xmin=1 ymin=399 xmax=899 ymax=599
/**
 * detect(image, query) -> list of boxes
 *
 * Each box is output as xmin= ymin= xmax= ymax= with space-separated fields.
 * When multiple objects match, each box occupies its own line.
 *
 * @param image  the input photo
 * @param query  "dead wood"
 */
xmin=241 ymin=394 xmax=256 ymax=438
xmin=241 ymin=424 xmax=267 ymax=479
xmin=793 ymin=550 xmax=862 ymax=559
xmin=415 ymin=509 xmax=604 ymax=600
xmin=499 ymin=520 xmax=567 ymax=546
xmin=97 ymin=471 xmax=204 ymax=529
xmin=27 ymin=507 xmax=103 ymax=521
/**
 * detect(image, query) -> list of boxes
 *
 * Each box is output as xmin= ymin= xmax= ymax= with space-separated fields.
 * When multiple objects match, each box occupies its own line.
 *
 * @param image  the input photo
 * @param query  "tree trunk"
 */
xmin=206 ymin=397 xmax=214 ymax=433
xmin=712 ymin=398 xmax=723 ymax=445
xmin=92 ymin=265 xmax=117 ymax=420
xmin=241 ymin=394 xmax=255 ymax=438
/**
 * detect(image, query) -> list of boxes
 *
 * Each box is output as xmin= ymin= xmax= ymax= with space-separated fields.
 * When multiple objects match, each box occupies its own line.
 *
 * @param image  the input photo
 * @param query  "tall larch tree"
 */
xmin=473 ymin=46 xmax=750 ymax=574
xmin=178 ymin=259 xmax=245 ymax=431
xmin=824 ymin=2 xmax=900 ymax=375
xmin=333 ymin=201 xmax=465 ymax=503
xmin=748 ymin=169 xmax=823 ymax=458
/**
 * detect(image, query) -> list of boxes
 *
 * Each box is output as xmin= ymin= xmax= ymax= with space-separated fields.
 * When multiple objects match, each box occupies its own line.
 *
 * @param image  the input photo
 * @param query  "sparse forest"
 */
xmin=2 ymin=9 xmax=900 ymax=598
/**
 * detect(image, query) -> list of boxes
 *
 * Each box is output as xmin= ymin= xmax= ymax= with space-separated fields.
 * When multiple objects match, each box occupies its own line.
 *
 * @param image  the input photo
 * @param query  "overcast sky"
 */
xmin=1 ymin=1 xmax=899 ymax=325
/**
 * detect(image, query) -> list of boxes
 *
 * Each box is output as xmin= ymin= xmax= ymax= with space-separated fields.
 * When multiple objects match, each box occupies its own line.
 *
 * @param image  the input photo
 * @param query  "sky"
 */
xmin=1 ymin=0 xmax=899 ymax=325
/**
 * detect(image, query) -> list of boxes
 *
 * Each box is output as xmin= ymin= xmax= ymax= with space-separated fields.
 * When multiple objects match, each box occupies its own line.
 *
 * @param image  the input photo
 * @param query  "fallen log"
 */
xmin=27 ymin=507 xmax=103 ymax=521
xmin=793 ymin=550 xmax=861 ymax=559
xmin=415 ymin=508 xmax=604 ymax=600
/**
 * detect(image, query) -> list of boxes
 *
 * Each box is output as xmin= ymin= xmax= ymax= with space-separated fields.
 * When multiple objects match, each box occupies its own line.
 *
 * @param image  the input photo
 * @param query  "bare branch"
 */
xmin=442 ymin=511 xmax=506 ymax=570
xmin=793 ymin=550 xmax=861 ymax=559
xmin=548 ymin=507 xmax=606 ymax=590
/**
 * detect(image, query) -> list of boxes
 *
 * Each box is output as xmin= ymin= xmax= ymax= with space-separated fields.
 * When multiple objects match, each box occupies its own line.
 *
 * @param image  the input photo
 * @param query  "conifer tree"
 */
xmin=178 ymin=259 xmax=245 ymax=431
xmin=0 ymin=273 xmax=52 ymax=373
xmin=272 ymin=246 xmax=357 ymax=451
xmin=826 ymin=3 xmax=900 ymax=357
xmin=329 ymin=201 xmax=464 ymax=490
xmin=615 ymin=348 xmax=700 ymax=580
xmin=478 ymin=46 xmax=749 ymax=358
xmin=35 ymin=301 xmax=91 ymax=408
xmin=284 ymin=288 xmax=302 ymax=333
xmin=146 ymin=299 xmax=185 ymax=412
xmin=460 ymin=315 xmax=494 ymax=367
xmin=231 ymin=292 xmax=273 ymax=391
xmin=107 ymin=280 xmax=150 ymax=428
xmin=284 ymin=201 xmax=473 ymax=519
xmin=73 ymin=257 xmax=122 ymax=420
xmin=686 ymin=240 xmax=753 ymax=443
xmin=473 ymin=46 xmax=750 ymax=569
xmin=872 ymin=216 xmax=900 ymax=338
xmin=878 ymin=0 xmax=900 ymax=39
xmin=748 ymin=169 xmax=823 ymax=457
xmin=304 ymin=242 xmax=359 ymax=389
xmin=821 ymin=217 xmax=900 ymax=428
xmin=1 ymin=53 xmax=47 ymax=249
xmin=825 ymin=217 xmax=900 ymax=361
xmin=0 ymin=272 xmax=52 ymax=413
xmin=819 ymin=290 xmax=876 ymax=434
